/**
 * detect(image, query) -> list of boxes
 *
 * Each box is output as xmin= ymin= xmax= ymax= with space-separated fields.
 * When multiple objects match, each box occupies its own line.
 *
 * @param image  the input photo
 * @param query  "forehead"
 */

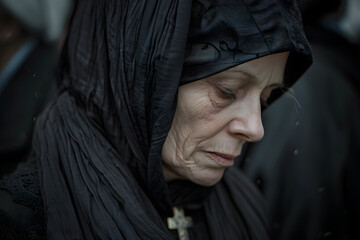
xmin=214 ymin=52 xmax=289 ymax=86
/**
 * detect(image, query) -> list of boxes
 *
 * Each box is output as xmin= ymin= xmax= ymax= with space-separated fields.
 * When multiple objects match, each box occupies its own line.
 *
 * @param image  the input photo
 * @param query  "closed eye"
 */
xmin=212 ymin=79 xmax=237 ymax=101
xmin=218 ymin=86 xmax=236 ymax=100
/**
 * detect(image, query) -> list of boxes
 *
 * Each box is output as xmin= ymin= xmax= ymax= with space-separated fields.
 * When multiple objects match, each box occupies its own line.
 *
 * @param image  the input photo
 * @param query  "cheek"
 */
xmin=176 ymin=96 xmax=234 ymax=154
xmin=179 ymin=88 xmax=220 ymax=124
xmin=162 ymin=90 xmax=216 ymax=162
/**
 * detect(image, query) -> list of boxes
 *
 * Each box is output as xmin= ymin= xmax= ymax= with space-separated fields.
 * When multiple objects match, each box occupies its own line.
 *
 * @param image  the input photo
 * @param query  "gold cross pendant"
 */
xmin=167 ymin=206 xmax=193 ymax=240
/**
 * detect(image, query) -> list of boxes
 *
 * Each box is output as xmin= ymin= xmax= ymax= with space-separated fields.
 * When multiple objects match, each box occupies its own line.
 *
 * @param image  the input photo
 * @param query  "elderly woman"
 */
xmin=0 ymin=0 xmax=311 ymax=239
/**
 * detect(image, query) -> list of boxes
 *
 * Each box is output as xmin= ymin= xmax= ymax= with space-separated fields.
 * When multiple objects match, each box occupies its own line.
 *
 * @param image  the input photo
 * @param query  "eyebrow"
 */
xmin=226 ymin=69 xmax=257 ymax=82
xmin=223 ymin=69 xmax=286 ymax=88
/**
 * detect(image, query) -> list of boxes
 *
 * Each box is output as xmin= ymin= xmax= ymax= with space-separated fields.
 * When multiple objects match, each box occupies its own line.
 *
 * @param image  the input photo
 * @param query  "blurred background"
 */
xmin=0 ymin=0 xmax=73 ymax=176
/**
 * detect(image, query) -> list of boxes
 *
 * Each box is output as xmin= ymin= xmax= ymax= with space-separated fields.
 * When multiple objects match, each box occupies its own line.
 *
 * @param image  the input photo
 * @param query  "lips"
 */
xmin=209 ymin=152 xmax=236 ymax=167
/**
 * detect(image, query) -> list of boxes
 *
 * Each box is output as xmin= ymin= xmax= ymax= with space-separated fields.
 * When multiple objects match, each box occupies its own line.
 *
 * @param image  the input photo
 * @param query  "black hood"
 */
xmin=32 ymin=0 xmax=311 ymax=238
xmin=182 ymin=0 xmax=312 ymax=87
xmin=57 ymin=0 xmax=311 ymax=213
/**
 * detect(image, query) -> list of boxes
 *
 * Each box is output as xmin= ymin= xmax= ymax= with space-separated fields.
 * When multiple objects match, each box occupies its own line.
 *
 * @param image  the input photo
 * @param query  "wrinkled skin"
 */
xmin=162 ymin=52 xmax=289 ymax=186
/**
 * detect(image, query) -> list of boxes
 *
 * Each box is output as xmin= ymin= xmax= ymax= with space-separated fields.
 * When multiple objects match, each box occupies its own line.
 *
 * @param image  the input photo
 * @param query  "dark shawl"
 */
xmin=29 ymin=0 xmax=311 ymax=239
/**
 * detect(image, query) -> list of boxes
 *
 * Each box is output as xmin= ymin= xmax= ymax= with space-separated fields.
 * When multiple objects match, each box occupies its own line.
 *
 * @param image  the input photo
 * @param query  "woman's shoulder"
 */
xmin=0 ymin=155 xmax=45 ymax=239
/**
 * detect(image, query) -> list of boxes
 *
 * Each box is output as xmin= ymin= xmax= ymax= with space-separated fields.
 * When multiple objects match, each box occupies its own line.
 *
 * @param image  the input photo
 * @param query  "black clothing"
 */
xmin=1 ymin=136 xmax=268 ymax=240
xmin=181 ymin=0 xmax=311 ymax=86
xmin=241 ymin=24 xmax=360 ymax=240
xmin=0 ymin=0 xmax=311 ymax=239
xmin=306 ymin=24 xmax=360 ymax=92
xmin=0 ymin=157 xmax=44 ymax=239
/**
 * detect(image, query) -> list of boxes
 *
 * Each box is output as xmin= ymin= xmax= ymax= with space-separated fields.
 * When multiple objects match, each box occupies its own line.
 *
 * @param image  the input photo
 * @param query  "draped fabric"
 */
xmin=35 ymin=1 xmax=192 ymax=238
xmin=181 ymin=0 xmax=312 ymax=86
xmin=28 ymin=0 xmax=312 ymax=239
xmin=34 ymin=93 xmax=173 ymax=239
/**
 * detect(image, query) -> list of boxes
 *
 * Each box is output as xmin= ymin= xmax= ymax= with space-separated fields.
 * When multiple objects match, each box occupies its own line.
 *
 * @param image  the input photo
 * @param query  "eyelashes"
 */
xmin=215 ymin=83 xmax=272 ymax=111
xmin=213 ymin=80 xmax=237 ymax=101
xmin=212 ymin=79 xmax=278 ymax=111
xmin=218 ymin=86 xmax=236 ymax=100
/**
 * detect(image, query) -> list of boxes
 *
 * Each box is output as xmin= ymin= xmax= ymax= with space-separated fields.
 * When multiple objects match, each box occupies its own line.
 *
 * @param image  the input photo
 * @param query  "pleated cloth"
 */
xmin=30 ymin=0 xmax=312 ymax=239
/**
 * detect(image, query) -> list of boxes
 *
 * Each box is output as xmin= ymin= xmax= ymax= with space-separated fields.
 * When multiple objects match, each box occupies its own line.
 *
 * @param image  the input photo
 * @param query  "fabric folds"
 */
xmin=34 ymin=92 xmax=172 ymax=239
xmin=181 ymin=0 xmax=312 ymax=87
xmin=28 ymin=0 xmax=312 ymax=239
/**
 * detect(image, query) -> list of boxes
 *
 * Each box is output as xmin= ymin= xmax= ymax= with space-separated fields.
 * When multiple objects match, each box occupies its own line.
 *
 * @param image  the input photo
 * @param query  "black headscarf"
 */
xmin=31 ymin=0 xmax=311 ymax=239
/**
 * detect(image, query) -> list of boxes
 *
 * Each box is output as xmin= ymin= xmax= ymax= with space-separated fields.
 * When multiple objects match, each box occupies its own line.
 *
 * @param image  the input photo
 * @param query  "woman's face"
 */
xmin=162 ymin=52 xmax=289 ymax=186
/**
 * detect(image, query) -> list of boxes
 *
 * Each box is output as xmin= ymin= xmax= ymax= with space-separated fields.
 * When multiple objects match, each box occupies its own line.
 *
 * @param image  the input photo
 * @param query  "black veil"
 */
xmin=30 ymin=0 xmax=311 ymax=239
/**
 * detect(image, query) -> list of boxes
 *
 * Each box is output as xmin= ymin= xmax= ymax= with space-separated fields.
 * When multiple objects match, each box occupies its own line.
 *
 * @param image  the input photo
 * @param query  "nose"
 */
xmin=227 ymin=102 xmax=264 ymax=142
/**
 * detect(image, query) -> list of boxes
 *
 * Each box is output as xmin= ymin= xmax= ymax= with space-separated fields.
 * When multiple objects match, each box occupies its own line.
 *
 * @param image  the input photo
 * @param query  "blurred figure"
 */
xmin=335 ymin=0 xmax=360 ymax=45
xmin=0 ymin=0 xmax=72 ymax=176
xmin=241 ymin=0 xmax=360 ymax=239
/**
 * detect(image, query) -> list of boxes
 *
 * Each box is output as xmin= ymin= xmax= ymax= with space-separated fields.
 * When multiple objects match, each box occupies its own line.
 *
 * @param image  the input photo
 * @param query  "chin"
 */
xmin=188 ymin=168 xmax=226 ymax=186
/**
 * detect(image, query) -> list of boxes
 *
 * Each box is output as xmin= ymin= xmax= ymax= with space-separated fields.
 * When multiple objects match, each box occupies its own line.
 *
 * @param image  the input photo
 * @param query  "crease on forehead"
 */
xmin=212 ymin=66 xmax=286 ymax=89
xmin=221 ymin=52 xmax=289 ymax=87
